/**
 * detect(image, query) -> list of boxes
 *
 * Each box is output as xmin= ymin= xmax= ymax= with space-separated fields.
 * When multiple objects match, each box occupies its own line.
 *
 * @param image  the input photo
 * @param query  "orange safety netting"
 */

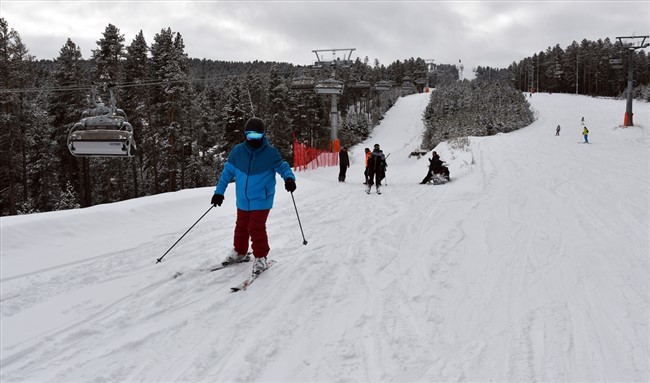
xmin=293 ymin=137 xmax=339 ymax=171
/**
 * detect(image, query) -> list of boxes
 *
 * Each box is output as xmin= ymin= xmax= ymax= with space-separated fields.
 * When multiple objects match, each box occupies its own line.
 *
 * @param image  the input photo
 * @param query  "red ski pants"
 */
xmin=234 ymin=208 xmax=271 ymax=258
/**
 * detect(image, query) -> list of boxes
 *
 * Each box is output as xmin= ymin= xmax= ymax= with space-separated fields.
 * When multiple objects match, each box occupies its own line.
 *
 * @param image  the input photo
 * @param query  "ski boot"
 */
xmin=252 ymin=257 xmax=268 ymax=275
xmin=222 ymin=249 xmax=250 ymax=266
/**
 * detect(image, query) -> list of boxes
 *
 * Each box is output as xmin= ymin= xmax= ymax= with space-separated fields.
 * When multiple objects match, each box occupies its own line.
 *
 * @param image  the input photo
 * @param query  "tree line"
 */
xmin=474 ymin=38 xmax=650 ymax=99
xmin=1 ymin=19 xmax=454 ymax=216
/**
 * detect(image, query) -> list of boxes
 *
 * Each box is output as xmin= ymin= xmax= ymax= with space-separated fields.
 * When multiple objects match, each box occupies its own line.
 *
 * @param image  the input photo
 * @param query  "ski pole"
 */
xmin=290 ymin=192 xmax=308 ymax=245
xmin=384 ymin=153 xmax=390 ymax=186
xmin=156 ymin=205 xmax=214 ymax=263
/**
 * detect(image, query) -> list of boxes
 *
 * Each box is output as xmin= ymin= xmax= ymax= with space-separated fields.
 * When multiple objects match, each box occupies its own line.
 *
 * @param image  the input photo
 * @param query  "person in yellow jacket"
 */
xmin=583 ymin=126 xmax=589 ymax=144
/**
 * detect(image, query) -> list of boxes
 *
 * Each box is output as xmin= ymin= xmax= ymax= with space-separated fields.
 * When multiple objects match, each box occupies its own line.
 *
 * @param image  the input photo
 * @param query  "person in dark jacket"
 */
xmin=366 ymin=144 xmax=386 ymax=194
xmin=211 ymin=117 xmax=296 ymax=275
xmin=338 ymin=147 xmax=350 ymax=182
xmin=420 ymin=151 xmax=450 ymax=184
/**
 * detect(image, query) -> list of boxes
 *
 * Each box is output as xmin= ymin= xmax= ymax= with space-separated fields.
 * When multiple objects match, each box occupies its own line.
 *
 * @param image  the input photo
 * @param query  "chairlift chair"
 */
xmin=68 ymin=112 xmax=136 ymax=157
xmin=374 ymin=80 xmax=392 ymax=92
xmin=609 ymin=58 xmax=624 ymax=70
xmin=68 ymin=85 xmax=137 ymax=158
xmin=291 ymin=76 xmax=316 ymax=90
xmin=426 ymin=72 xmax=438 ymax=87
xmin=349 ymin=80 xmax=371 ymax=90
xmin=401 ymin=78 xmax=417 ymax=95
xmin=314 ymin=78 xmax=344 ymax=94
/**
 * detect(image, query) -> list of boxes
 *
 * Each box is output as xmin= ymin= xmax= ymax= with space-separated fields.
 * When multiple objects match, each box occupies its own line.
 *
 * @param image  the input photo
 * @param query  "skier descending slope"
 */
xmin=366 ymin=143 xmax=387 ymax=194
xmin=211 ymin=117 xmax=297 ymax=275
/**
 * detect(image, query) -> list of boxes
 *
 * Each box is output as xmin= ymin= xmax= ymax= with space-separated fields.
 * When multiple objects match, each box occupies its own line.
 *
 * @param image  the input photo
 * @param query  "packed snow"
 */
xmin=1 ymin=92 xmax=649 ymax=382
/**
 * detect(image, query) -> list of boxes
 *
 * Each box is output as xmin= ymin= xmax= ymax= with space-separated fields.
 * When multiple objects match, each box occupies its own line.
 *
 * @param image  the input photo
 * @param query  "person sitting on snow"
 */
xmin=420 ymin=151 xmax=450 ymax=184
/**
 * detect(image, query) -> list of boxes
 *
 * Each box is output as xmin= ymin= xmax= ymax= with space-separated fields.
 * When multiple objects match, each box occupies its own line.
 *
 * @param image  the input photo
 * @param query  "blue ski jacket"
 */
xmin=215 ymin=138 xmax=295 ymax=211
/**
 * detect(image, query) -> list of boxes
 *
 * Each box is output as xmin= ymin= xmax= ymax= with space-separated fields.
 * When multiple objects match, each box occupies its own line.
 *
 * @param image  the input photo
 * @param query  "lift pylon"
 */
xmin=311 ymin=48 xmax=357 ymax=152
xmin=616 ymin=35 xmax=649 ymax=126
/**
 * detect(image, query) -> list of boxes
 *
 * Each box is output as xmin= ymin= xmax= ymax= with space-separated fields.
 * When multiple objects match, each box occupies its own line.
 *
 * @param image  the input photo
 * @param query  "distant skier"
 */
xmin=211 ymin=117 xmax=297 ymax=275
xmin=366 ymin=144 xmax=387 ymax=194
xmin=583 ymin=126 xmax=589 ymax=143
xmin=556 ymin=124 xmax=561 ymax=136
xmin=363 ymin=147 xmax=371 ymax=185
xmin=581 ymin=116 xmax=585 ymax=125
xmin=338 ymin=146 xmax=350 ymax=182
xmin=420 ymin=151 xmax=450 ymax=184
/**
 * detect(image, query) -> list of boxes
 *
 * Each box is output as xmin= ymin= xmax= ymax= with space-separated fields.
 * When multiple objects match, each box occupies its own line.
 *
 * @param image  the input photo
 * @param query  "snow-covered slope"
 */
xmin=1 ymin=92 xmax=648 ymax=382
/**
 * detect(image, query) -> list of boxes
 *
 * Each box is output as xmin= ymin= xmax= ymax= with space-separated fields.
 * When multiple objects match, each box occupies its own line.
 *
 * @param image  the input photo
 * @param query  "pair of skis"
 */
xmin=172 ymin=258 xmax=275 ymax=292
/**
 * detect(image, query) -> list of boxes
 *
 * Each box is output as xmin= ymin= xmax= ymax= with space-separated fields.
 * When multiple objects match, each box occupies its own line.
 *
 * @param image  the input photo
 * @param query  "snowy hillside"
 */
xmin=1 ymin=92 xmax=649 ymax=382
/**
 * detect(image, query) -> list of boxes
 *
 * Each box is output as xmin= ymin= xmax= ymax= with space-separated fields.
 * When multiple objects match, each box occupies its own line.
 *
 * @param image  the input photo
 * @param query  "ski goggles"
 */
xmin=245 ymin=131 xmax=264 ymax=140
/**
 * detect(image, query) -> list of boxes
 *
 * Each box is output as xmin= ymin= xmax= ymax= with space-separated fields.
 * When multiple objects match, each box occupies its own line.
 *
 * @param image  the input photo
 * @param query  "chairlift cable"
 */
xmin=0 ymin=60 xmax=379 ymax=95
xmin=0 ymin=66 xmax=326 ymax=95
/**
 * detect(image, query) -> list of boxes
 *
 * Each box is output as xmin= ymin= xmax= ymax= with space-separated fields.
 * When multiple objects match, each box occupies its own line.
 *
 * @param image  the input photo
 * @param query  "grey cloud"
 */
xmin=2 ymin=0 xmax=648 ymax=73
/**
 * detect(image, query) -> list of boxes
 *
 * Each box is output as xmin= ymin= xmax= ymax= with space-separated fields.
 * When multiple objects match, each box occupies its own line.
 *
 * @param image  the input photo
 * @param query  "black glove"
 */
xmin=211 ymin=194 xmax=224 ymax=207
xmin=285 ymin=178 xmax=296 ymax=192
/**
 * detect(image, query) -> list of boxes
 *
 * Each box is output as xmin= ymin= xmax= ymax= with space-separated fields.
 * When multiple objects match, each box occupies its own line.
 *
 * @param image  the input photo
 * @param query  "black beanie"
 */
xmin=244 ymin=117 xmax=265 ymax=134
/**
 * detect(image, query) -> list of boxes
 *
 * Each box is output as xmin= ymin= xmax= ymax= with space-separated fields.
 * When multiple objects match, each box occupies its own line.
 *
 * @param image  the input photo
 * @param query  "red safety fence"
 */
xmin=293 ymin=137 xmax=338 ymax=171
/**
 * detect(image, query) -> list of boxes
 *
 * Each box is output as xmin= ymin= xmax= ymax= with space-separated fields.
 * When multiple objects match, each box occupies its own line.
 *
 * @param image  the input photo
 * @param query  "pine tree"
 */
xmin=90 ymin=24 xmax=131 ymax=204
xmin=54 ymin=181 xmax=80 ymax=211
xmin=148 ymin=27 xmax=190 ymax=192
xmin=122 ymin=30 xmax=150 ymax=198
xmin=92 ymin=23 xmax=125 ymax=98
xmin=0 ymin=18 xmax=36 ymax=215
xmin=220 ymin=77 xmax=247 ymax=151
xmin=49 ymin=38 xmax=90 ymax=206
xmin=266 ymin=66 xmax=293 ymax=161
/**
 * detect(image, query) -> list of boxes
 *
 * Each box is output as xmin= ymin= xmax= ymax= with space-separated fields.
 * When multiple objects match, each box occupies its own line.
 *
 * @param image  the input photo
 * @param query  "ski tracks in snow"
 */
xmin=2 ymin=93 xmax=648 ymax=382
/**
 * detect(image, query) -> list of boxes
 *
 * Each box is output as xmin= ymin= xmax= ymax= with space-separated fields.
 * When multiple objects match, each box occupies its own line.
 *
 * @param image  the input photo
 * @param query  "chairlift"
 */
xmin=349 ymin=80 xmax=371 ymax=90
xmin=401 ymin=78 xmax=417 ymax=95
xmin=291 ymin=76 xmax=316 ymax=90
xmin=609 ymin=58 xmax=624 ymax=70
xmin=315 ymin=78 xmax=344 ymax=94
xmin=67 ymin=86 xmax=137 ymax=158
xmin=426 ymin=72 xmax=438 ymax=87
xmin=374 ymin=80 xmax=392 ymax=92
xmin=402 ymin=84 xmax=417 ymax=96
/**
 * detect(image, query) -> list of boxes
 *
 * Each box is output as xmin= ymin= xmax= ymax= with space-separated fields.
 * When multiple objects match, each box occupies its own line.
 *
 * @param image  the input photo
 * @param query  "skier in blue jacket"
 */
xmin=211 ymin=117 xmax=296 ymax=275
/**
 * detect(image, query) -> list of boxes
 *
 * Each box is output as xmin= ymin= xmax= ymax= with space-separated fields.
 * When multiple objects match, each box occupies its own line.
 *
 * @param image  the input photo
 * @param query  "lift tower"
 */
xmin=312 ymin=48 xmax=355 ymax=152
xmin=616 ymin=35 xmax=649 ymax=126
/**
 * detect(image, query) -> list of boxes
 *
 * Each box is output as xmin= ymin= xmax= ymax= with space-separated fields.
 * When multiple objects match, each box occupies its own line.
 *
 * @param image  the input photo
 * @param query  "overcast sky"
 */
xmin=2 ymin=1 xmax=649 ymax=75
